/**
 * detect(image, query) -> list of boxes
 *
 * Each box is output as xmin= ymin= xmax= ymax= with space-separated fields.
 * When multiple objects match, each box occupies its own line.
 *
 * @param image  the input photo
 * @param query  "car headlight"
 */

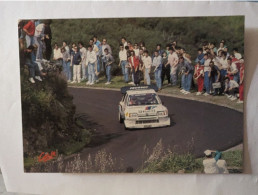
xmin=157 ymin=111 xmax=167 ymax=116
xmin=129 ymin=113 xmax=138 ymax=117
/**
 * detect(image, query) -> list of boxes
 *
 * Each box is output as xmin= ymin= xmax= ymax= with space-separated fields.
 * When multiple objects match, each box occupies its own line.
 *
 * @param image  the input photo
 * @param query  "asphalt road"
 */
xmin=67 ymin=87 xmax=243 ymax=172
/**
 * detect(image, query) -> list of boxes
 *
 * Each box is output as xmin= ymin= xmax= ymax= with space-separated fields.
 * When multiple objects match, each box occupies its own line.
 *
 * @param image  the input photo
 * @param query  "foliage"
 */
xmin=20 ymin=64 xmax=91 ymax=157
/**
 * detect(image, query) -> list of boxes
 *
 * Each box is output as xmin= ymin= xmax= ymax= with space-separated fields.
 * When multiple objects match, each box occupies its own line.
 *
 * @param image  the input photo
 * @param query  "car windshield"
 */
xmin=127 ymin=93 xmax=159 ymax=106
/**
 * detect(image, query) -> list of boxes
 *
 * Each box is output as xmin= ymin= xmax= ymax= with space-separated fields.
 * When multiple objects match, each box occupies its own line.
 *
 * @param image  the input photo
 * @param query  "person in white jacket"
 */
xmin=85 ymin=45 xmax=97 ymax=85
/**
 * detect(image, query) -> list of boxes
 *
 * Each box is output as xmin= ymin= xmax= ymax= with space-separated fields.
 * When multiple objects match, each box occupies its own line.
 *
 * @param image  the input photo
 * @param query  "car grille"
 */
xmin=136 ymin=119 xmax=159 ymax=124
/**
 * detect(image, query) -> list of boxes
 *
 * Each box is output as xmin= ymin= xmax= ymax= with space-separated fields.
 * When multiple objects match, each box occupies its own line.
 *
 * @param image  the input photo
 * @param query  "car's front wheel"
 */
xmin=119 ymin=113 xmax=124 ymax=123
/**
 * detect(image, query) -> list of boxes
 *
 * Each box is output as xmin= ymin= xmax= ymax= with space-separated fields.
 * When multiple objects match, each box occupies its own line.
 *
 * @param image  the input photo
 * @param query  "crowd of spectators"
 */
xmin=18 ymin=20 xmax=244 ymax=103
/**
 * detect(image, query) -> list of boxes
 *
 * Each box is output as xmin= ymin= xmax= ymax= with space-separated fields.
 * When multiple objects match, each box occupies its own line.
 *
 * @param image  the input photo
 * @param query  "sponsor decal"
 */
xmin=145 ymin=106 xmax=157 ymax=110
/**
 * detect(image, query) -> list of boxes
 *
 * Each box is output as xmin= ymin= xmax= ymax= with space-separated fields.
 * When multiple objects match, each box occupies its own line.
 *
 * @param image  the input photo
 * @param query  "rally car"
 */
xmin=118 ymin=85 xmax=171 ymax=129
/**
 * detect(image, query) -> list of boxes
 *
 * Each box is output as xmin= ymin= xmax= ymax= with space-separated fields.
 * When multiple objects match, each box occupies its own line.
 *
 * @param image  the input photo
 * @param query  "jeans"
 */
xmin=186 ymin=73 xmax=193 ymax=92
xmin=121 ymin=60 xmax=129 ymax=82
xmin=63 ymin=61 xmax=71 ymax=81
xmin=73 ymin=64 xmax=81 ymax=82
xmin=95 ymin=56 xmax=101 ymax=80
xmin=155 ymin=69 xmax=162 ymax=89
xmin=204 ymin=71 xmax=210 ymax=94
xmin=181 ymin=74 xmax=187 ymax=90
xmin=170 ymin=73 xmax=177 ymax=86
xmin=233 ymin=72 xmax=240 ymax=83
xmin=81 ymin=61 xmax=87 ymax=80
xmin=27 ymin=61 xmax=40 ymax=78
xmin=106 ymin=65 xmax=111 ymax=82
xmin=25 ymin=35 xmax=34 ymax=48
xmin=88 ymin=63 xmax=95 ymax=83
xmin=220 ymin=69 xmax=227 ymax=78
xmin=145 ymin=68 xmax=151 ymax=85
xmin=34 ymin=36 xmax=43 ymax=60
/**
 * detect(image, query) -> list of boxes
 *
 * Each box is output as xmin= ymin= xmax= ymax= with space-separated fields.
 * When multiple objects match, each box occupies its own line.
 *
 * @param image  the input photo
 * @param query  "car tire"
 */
xmin=119 ymin=113 xmax=124 ymax=123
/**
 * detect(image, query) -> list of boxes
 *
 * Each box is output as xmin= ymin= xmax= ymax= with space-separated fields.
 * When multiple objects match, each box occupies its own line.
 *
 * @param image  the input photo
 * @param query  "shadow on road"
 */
xmin=76 ymin=113 xmax=125 ymax=148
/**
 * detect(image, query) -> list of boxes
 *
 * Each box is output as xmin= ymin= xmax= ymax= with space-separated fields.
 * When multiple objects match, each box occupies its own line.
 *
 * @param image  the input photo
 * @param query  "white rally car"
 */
xmin=118 ymin=86 xmax=170 ymax=129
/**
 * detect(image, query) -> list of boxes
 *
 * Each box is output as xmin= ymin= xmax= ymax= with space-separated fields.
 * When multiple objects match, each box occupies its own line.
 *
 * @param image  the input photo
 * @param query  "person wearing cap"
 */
xmin=203 ymin=150 xmax=222 ymax=174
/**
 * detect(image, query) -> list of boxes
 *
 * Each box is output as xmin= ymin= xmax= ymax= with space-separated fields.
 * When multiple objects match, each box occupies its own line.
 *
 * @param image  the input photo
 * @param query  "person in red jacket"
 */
xmin=23 ymin=20 xmax=35 ymax=48
xmin=194 ymin=61 xmax=204 ymax=95
xmin=128 ymin=50 xmax=140 ymax=85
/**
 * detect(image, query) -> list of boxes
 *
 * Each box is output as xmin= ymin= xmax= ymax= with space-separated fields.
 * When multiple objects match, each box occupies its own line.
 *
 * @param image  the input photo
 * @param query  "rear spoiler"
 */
xmin=120 ymin=85 xmax=158 ymax=94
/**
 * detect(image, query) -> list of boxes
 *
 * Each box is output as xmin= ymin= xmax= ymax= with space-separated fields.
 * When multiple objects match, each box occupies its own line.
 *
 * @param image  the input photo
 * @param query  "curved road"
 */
xmin=67 ymin=87 xmax=243 ymax=172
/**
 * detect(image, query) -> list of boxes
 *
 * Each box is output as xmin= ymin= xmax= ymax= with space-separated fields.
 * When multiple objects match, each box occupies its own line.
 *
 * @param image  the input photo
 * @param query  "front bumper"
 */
xmin=124 ymin=116 xmax=170 ymax=129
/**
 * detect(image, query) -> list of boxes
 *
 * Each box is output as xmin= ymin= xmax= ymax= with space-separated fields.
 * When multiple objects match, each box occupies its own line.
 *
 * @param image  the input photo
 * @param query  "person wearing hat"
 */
xmin=203 ymin=149 xmax=222 ymax=174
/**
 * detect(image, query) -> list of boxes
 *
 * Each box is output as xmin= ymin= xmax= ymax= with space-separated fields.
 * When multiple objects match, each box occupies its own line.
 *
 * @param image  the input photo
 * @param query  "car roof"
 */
xmin=126 ymin=89 xmax=156 ymax=95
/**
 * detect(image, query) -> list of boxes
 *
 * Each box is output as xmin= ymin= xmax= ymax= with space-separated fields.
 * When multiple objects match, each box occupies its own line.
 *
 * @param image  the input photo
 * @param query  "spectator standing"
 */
xmin=86 ymin=45 xmax=97 ymax=85
xmin=152 ymin=50 xmax=163 ymax=91
xmin=78 ymin=42 xmax=87 ymax=81
xmin=179 ymin=56 xmax=193 ymax=94
xmin=18 ymin=20 xmax=26 ymax=50
xmin=25 ymin=45 xmax=42 ymax=83
xmin=209 ymin=61 xmax=221 ymax=96
xmin=62 ymin=41 xmax=70 ymax=53
xmin=34 ymin=22 xmax=45 ymax=60
xmin=203 ymin=54 xmax=211 ymax=95
xmin=142 ymin=50 xmax=152 ymax=85
xmin=161 ymin=51 xmax=170 ymax=85
xmin=128 ymin=50 xmax=140 ymax=85
xmin=53 ymin=43 xmax=63 ymax=65
xmin=133 ymin=43 xmax=140 ymax=57
xmin=194 ymin=62 xmax=204 ymax=95
xmin=237 ymin=61 xmax=244 ymax=104
xmin=227 ymin=58 xmax=239 ymax=83
xmin=89 ymin=39 xmax=100 ymax=82
xmin=139 ymin=41 xmax=146 ymax=51
xmin=233 ymin=48 xmax=242 ymax=60
xmin=121 ymin=37 xmax=128 ymax=48
xmin=71 ymin=46 xmax=82 ymax=83
xmin=43 ymin=20 xmax=52 ymax=61
xmin=118 ymin=44 xmax=129 ymax=83
xmin=195 ymin=48 xmax=205 ymax=65
xmin=23 ymin=20 xmax=35 ymax=48
xmin=101 ymin=38 xmax=112 ymax=54
xmin=152 ymin=44 xmax=163 ymax=58
xmin=61 ymin=47 xmax=71 ymax=82
xmin=167 ymin=47 xmax=179 ymax=86
xmin=102 ymin=48 xmax=114 ymax=85
xmin=203 ymin=150 xmax=221 ymax=174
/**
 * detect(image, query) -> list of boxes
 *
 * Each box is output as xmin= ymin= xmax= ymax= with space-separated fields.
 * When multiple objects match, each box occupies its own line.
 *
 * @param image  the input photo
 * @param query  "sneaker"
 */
xmin=196 ymin=92 xmax=201 ymax=96
xmin=35 ymin=76 xmax=42 ymax=81
xmin=129 ymin=81 xmax=134 ymax=85
xmin=180 ymin=89 xmax=186 ymax=93
xmin=29 ymin=77 xmax=35 ymax=83
xmin=71 ymin=81 xmax=76 ymax=84
xmin=67 ymin=80 xmax=71 ymax=83
xmin=184 ymin=91 xmax=190 ymax=94
xmin=230 ymin=96 xmax=237 ymax=101
xmin=95 ymin=80 xmax=99 ymax=83
xmin=227 ymin=95 xmax=232 ymax=99
xmin=89 ymin=82 xmax=94 ymax=86
xmin=105 ymin=82 xmax=111 ymax=85
xmin=203 ymin=93 xmax=210 ymax=96
xmin=237 ymin=100 xmax=243 ymax=104
xmin=86 ymin=81 xmax=90 ymax=85
xmin=77 ymin=80 xmax=81 ymax=83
